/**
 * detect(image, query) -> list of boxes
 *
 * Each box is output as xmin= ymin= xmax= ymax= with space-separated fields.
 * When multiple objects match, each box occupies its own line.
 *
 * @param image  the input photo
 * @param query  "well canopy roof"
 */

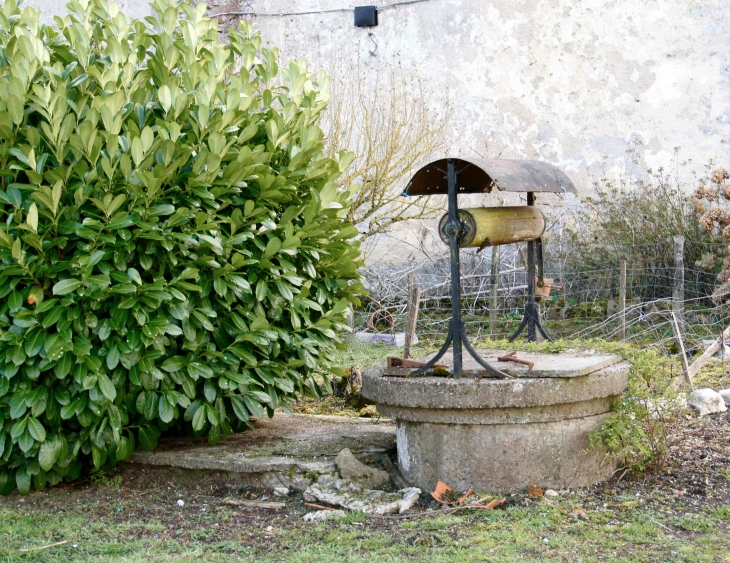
xmin=405 ymin=157 xmax=577 ymax=196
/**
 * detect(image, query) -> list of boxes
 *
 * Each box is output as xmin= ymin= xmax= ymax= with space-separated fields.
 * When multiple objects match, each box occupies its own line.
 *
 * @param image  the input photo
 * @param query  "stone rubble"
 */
xmin=304 ymin=478 xmax=421 ymax=515
xmin=687 ymin=389 xmax=728 ymax=416
xmin=335 ymin=448 xmax=390 ymax=489
xmin=273 ymin=487 xmax=290 ymax=497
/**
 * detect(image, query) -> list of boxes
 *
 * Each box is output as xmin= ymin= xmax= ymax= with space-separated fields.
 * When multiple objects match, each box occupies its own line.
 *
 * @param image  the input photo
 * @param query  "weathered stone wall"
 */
xmin=244 ymin=0 xmax=729 ymax=190
xmin=24 ymin=0 xmax=730 ymax=188
xmin=24 ymin=0 xmax=152 ymax=22
xmin=21 ymin=0 xmax=730 ymax=263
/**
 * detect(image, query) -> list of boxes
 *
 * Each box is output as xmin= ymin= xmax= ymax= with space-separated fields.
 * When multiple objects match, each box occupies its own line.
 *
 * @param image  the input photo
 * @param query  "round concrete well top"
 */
xmin=362 ymin=352 xmax=629 ymax=411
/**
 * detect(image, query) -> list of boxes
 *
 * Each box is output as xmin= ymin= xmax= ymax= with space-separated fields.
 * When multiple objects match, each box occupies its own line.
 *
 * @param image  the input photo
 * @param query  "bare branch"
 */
xmin=322 ymin=63 xmax=450 ymax=240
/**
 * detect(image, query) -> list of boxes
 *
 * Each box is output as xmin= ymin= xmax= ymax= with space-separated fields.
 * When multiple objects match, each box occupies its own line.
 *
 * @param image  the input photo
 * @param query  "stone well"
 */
xmin=362 ymin=350 xmax=629 ymax=493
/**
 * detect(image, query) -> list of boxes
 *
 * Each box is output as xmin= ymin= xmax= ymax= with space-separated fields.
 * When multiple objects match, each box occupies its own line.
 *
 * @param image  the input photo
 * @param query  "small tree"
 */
xmin=0 ymin=0 xmax=362 ymax=493
xmin=323 ymin=65 xmax=449 ymax=240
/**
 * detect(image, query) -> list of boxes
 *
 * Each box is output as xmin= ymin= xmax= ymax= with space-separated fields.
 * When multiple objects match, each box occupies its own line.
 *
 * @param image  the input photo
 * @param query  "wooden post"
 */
xmin=670 ymin=312 xmax=694 ymax=390
xmin=687 ymin=322 xmax=730 ymax=380
xmin=403 ymin=275 xmax=421 ymax=359
xmin=673 ymin=235 xmax=684 ymax=333
xmin=490 ymin=245 xmax=501 ymax=339
xmin=619 ymin=260 xmax=627 ymax=341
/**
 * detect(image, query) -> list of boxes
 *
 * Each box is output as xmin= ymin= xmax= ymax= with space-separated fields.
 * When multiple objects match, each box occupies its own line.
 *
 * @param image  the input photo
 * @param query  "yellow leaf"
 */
xmin=27 ymin=203 xmax=38 ymax=233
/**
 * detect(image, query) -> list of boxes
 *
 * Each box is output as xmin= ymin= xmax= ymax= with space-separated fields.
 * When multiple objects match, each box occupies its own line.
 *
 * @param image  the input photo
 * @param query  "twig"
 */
xmin=648 ymin=518 xmax=673 ymax=532
xmin=381 ymin=455 xmax=408 ymax=490
xmin=370 ymin=506 xmax=464 ymax=520
xmin=19 ymin=541 xmax=69 ymax=552
xmin=304 ymin=502 xmax=339 ymax=511
xmin=567 ymin=456 xmax=586 ymax=491
xmin=131 ymin=486 xmax=163 ymax=499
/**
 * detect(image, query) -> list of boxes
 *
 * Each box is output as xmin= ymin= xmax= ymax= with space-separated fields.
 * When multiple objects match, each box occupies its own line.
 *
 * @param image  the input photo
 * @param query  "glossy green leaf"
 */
xmin=15 ymin=469 xmax=31 ymax=494
xmin=52 ymin=279 xmax=82 ymax=295
xmin=158 ymin=396 xmax=174 ymax=423
xmin=39 ymin=439 xmax=59 ymax=470
xmin=27 ymin=418 xmax=46 ymax=442
xmin=230 ymin=396 xmax=249 ymax=422
xmin=98 ymin=374 xmax=117 ymax=401
xmin=106 ymin=345 xmax=120 ymax=370
xmin=161 ymin=356 xmax=188 ymax=372
xmin=243 ymin=396 xmax=264 ymax=418
xmin=138 ymin=426 xmax=158 ymax=451
xmin=192 ymin=404 xmax=207 ymax=431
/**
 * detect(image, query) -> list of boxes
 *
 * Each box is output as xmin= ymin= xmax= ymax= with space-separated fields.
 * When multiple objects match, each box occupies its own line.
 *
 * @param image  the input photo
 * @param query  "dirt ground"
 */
xmin=2 ymin=410 xmax=728 ymax=562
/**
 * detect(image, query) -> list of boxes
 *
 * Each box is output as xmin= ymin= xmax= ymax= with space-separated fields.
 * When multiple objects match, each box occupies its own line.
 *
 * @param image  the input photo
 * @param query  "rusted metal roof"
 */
xmin=404 ymin=157 xmax=577 ymax=195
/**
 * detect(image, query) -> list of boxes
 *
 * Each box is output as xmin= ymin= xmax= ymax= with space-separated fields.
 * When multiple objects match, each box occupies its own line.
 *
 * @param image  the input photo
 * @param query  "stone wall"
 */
xmin=243 ymin=0 xmax=729 ymax=190
xmin=20 ymin=0 xmax=730 ymax=263
xmin=24 ymin=0 xmax=152 ymax=22
xmin=23 ymin=0 xmax=730 ymax=189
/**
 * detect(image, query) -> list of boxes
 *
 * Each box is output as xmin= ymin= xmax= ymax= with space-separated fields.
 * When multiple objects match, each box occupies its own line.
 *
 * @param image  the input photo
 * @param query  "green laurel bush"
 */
xmin=0 ymin=0 xmax=363 ymax=493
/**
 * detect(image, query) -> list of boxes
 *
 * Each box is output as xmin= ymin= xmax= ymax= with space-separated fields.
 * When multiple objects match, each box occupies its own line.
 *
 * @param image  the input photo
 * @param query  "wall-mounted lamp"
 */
xmin=354 ymin=5 xmax=378 ymax=27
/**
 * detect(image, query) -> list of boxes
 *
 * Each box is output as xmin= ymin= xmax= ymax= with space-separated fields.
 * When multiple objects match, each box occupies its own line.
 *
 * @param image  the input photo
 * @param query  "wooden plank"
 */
xmin=670 ymin=312 xmax=694 ymax=390
xmin=222 ymin=499 xmax=286 ymax=509
xmin=619 ymin=260 xmax=627 ymax=341
xmin=403 ymin=275 xmax=421 ymax=359
xmin=688 ymin=323 xmax=730 ymax=380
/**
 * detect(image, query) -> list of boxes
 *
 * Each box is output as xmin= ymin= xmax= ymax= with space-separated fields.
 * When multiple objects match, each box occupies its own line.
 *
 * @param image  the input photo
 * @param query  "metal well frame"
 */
xmin=404 ymin=157 xmax=577 ymax=378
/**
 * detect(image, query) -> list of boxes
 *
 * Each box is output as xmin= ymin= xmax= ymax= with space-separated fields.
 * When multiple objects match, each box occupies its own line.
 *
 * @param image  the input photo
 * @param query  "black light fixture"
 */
xmin=354 ymin=5 xmax=378 ymax=27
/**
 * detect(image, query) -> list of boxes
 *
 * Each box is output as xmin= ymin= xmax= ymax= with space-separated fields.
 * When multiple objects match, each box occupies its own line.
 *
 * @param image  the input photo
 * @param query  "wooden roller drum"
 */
xmin=438 ymin=206 xmax=545 ymax=249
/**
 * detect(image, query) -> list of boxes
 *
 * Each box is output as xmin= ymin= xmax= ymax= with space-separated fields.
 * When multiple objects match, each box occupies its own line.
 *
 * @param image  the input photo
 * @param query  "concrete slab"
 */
xmin=130 ymin=413 xmax=395 ymax=490
xmin=414 ymin=349 xmax=622 ymax=378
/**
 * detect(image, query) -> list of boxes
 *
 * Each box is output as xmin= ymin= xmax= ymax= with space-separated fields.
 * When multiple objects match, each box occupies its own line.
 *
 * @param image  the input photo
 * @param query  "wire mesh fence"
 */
xmin=354 ymin=238 xmax=730 ymax=364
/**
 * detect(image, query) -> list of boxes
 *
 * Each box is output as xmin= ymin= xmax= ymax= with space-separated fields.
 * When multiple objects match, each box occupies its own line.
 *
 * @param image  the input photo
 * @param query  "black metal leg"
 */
xmin=509 ymin=298 xmax=553 ymax=343
xmin=508 ymin=315 xmax=529 ymax=342
xmin=411 ymin=158 xmax=507 ymax=378
xmin=526 ymin=239 xmax=536 ymax=341
xmin=412 ymin=325 xmax=453 ymax=375
xmin=536 ymin=315 xmax=552 ymax=342
xmin=445 ymin=161 xmax=463 ymax=378
xmin=461 ymin=323 xmax=508 ymax=378
xmin=509 ymin=194 xmax=552 ymax=344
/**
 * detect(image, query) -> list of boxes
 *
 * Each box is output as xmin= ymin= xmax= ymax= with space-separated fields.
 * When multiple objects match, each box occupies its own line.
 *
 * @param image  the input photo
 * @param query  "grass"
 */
xmin=330 ymin=340 xmax=436 ymax=369
xmin=3 ymin=473 xmax=730 ymax=563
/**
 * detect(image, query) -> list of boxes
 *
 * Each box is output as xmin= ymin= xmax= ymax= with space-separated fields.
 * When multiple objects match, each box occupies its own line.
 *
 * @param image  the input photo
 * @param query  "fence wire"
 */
xmin=354 ymin=239 xmax=730 ymax=364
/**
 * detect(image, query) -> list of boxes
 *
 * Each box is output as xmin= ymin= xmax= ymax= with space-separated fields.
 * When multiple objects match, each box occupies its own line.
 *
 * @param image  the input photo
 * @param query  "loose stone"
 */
xmin=718 ymin=389 xmax=730 ymax=408
xmin=335 ymin=448 xmax=390 ymax=489
xmin=303 ymin=510 xmax=346 ymax=522
xmin=687 ymin=389 xmax=728 ymax=416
